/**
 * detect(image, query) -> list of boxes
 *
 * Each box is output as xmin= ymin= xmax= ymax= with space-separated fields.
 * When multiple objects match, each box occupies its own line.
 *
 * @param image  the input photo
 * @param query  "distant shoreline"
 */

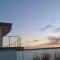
xmin=24 ymin=47 xmax=60 ymax=51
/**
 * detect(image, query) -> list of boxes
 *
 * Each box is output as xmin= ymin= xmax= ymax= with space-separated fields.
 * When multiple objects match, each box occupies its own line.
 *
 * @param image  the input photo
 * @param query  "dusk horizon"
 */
xmin=0 ymin=0 xmax=60 ymax=49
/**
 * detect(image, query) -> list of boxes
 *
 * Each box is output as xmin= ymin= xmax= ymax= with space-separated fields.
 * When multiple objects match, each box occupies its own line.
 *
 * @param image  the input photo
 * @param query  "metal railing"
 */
xmin=2 ymin=36 xmax=21 ymax=48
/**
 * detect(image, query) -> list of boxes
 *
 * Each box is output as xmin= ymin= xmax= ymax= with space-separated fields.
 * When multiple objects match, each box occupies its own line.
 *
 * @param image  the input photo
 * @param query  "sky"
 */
xmin=0 ymin=0 xmax=60 ymax=48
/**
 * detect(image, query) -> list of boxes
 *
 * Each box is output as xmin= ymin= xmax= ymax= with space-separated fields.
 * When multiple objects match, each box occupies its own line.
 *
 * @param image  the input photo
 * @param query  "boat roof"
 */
xmin=0 ymin=22 xmax=12 ymax=27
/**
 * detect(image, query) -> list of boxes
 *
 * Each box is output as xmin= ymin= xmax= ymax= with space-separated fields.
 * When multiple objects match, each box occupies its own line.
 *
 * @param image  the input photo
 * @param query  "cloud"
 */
xmin=33 ymin=40 xmax=39 ymax=41
xmin=48 ymin=36 xmax=56 ymax=41
xmin=48 ymin=36 xmax=60 ymax=44
xmin=40 ymin=25 xmax=54 ymax=31
xmin=54 ymin=27 xmax=60 ymax=32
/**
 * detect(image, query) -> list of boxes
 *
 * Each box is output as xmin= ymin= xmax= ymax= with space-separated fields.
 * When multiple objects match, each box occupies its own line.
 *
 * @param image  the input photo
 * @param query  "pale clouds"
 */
xmin=54 ymin=27 xmax=60 ymax=32
xmin=48 ymin=36 xmax=60 ymax=44
xmin=40 ymin=25 xmax=54 ymax=31
xmin=40 ymin=24 xmax=60 ymax=33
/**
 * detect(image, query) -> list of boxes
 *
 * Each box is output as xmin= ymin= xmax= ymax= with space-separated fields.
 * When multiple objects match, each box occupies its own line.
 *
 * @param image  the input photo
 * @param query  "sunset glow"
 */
xmin=0 ymin=0 xmax=60 ymax=48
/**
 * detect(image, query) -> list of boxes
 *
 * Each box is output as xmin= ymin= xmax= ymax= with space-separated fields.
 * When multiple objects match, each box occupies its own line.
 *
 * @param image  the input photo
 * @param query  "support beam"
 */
xmin=0 ymin=28 xmax=3 ymax=47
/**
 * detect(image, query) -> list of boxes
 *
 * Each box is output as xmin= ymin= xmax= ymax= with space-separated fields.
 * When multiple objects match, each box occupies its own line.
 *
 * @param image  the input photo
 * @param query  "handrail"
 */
xmin=2 ymin=36 xmax=21 ymax=48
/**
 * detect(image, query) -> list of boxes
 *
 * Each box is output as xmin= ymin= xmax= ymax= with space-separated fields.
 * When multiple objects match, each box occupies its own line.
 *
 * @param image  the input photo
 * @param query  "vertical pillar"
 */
xmin=0 ymin=28 xmax=3 ymax=47
xmin=9 ymin=36 xmax=10 ymax=47
xmin=17 ymin=36 xmax=21 ymax=47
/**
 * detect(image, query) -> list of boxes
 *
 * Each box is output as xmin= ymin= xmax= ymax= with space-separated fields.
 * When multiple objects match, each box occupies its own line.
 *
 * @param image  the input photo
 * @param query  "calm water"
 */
xmin=17 ymin=48 xmax=60 ymax=60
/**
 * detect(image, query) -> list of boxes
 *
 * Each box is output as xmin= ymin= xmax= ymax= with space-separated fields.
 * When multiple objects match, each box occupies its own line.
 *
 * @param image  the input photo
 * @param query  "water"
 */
xmin=17 ymin=48 xmax=60 ymax=60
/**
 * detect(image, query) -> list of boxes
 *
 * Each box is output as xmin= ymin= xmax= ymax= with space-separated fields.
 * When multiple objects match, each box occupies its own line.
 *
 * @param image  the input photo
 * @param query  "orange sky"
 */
xmin=22 ymin=37 xmax=60 ymax=49
xmin=24 ymin=43 xmax=60 ymax=49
